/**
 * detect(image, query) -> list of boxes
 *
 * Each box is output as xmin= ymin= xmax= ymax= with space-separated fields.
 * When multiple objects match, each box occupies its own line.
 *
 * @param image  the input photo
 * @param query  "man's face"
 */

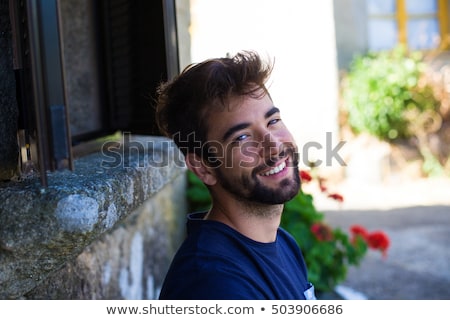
xmin=204 ymin=91 xmax=300 ymax=205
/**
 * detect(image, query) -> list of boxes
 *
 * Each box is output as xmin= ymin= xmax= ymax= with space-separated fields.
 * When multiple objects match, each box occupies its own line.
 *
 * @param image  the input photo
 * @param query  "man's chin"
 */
xmin=250 ymin=179 xmax=300 ymax=204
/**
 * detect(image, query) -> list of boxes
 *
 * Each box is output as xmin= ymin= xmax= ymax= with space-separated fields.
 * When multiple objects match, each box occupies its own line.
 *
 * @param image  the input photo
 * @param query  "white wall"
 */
xmin=189 ymin=0 xmax=340 ymax=169
xmin=333 ymin=0 xmax=368 ymax=70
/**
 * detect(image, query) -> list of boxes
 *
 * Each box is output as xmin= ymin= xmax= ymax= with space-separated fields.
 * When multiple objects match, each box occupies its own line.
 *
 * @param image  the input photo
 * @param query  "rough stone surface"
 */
xmin=0 ymin=135 xmax=187 ymax=299
xmin=25 ymin=174 xmax=186 ymax=299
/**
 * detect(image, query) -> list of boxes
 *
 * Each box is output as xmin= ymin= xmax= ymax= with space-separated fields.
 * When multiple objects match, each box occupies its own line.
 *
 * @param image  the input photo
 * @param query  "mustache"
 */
xmin=253 ymin=144 xmax=299 ymax=175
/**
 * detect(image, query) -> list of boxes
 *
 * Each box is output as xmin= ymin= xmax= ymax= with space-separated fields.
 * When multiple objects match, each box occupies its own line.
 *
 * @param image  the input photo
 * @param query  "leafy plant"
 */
xmin=185 ymin=169 xmax=390 ymax=295
xmin=342 ymin=45 xmax=438 ymax=140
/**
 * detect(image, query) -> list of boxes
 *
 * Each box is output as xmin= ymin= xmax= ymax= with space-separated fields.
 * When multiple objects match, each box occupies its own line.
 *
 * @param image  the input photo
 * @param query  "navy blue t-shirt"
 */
xmin=159 ymin=212 xmax=315 ymax=300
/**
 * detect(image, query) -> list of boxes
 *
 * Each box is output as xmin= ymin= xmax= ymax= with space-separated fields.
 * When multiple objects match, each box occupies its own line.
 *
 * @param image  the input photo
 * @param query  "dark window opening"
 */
xmin=11 ymin=0 xmax=180 ymax=186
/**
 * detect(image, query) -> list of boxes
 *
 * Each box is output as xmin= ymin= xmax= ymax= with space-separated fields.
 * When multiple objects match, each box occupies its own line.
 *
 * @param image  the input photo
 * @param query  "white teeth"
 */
xmin=261 ymin=161 xmax=286 ymax=176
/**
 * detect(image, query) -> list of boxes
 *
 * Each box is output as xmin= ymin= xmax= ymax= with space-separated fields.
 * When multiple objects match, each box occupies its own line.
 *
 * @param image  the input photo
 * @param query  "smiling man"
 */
xmin=156 ymin=51 xmax=315 ymax=300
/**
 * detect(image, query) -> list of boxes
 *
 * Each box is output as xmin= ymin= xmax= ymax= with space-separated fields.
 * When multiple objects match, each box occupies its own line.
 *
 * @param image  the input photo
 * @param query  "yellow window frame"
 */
xmin=396 ymin=0 xmax=449 ymax=49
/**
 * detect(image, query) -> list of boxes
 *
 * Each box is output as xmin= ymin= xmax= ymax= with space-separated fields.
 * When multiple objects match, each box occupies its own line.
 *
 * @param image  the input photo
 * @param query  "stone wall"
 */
xmin=26 ymin=168 xmax=186 ymax=299
xmin=0 ymin=136 xmax=187 ymax=299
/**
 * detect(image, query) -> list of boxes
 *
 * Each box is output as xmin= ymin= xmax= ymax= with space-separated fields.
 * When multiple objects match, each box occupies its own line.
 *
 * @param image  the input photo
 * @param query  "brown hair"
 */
xmin=155 ymin=50 xmax=273 ymax=157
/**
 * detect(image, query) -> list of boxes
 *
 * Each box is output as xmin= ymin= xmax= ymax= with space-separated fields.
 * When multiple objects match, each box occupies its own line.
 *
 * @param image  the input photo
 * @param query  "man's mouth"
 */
xmin=260 ymin=160 xmax=287 ymax=176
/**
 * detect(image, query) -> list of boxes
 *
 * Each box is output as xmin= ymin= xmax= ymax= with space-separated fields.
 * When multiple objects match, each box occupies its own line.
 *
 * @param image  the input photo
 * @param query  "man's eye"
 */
xmin=235 ymin=134 xmax=249 ymax=142
xmin=268 ymin=118 xmax=280 ymax=126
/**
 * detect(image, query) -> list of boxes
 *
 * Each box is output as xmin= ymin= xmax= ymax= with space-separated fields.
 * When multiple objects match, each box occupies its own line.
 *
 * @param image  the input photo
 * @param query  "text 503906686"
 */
xmin=270 ymin=304 xmax=343 ymax=315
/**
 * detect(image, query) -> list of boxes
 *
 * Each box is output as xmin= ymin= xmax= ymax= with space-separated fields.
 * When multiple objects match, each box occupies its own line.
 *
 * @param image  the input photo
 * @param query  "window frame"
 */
xmin=368 ymin=0 xmax=449 ymax=50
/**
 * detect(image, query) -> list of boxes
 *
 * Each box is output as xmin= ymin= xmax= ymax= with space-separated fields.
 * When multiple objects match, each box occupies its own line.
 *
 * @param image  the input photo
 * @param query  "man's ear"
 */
xmin=185 ymin=153 xmax=217 ymax=186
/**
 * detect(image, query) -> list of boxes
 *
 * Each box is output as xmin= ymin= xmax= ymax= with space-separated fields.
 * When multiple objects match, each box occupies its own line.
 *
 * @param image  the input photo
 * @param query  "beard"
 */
xmin=215 ymin=147 xmax=301 ymax=206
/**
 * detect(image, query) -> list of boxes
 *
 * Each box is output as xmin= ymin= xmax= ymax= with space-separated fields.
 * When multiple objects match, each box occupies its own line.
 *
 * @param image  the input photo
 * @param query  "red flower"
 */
xmin=350 ymin=226 xmax=390 ymax=258
xmin=299 ymin=170 xmax=313 ymax=183
xmin=311 ymin=223 xmax=334 ymax=241
xmin=367 ymin=231 xmax=390 ymax=258
xmin=350 ymin=225 xmax=369 ymax=241
xmin=318 ymin=177 xmax=327 ymax=192
xmin=328 ymin=193 xmax=344 ymax=202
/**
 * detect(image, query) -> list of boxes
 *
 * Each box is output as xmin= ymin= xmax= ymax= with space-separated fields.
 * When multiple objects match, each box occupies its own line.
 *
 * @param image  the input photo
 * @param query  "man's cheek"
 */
xmin=236 ymin=142 xmax=260 ymax=168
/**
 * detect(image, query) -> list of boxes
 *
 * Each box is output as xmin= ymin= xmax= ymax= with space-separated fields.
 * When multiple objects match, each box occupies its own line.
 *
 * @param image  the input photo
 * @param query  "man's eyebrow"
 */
xmin=265 ymin=106 xmax=280 ymax=119
xmin=222 ymin=122 xmax=250 ymax=142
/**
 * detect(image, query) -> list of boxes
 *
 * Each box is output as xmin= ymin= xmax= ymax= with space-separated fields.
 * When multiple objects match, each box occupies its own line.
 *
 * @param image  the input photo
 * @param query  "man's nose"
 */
xmin=259 ymin=132 xmax=282 ymax=157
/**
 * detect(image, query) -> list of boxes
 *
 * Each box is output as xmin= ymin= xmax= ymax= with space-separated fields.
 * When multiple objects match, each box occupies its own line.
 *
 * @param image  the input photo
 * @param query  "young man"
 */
xmin=155 ymin=51 xmax=315 ymax=300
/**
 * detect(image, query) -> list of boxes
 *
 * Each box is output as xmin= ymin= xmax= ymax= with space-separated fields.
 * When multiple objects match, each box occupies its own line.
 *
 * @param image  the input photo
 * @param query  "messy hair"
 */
xmin=155 ymin=50 xmax=274 ymax=157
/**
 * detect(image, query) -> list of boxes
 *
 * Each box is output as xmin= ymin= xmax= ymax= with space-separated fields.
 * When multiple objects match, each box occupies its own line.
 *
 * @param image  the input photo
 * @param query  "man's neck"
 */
xmin=205 ymin=201 xmax=283 ymax=243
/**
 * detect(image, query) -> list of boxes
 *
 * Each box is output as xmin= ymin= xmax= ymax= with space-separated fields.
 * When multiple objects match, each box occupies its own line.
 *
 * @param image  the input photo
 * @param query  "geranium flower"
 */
xmin=367 ymin=231 xmax=390 ymax=258
xmin=318 ymin=177 xmax=327 ymax=192
xmin=328 ymin=193 xmax=344 ymax=202
xmin=311 ymin=222 xmax=334 ymax=241
xmin=299 ymin=170 xmax=313 ymax=183
xmin=350 ymin=225 xmax=369 ymax=241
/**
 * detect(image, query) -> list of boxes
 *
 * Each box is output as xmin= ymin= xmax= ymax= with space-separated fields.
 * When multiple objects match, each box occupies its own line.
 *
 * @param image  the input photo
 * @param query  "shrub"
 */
xmin=342 ymin=45 xmax=438 ymax=140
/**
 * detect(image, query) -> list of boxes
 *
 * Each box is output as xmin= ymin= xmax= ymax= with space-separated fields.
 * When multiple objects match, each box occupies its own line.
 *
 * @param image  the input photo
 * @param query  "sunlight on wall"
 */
xmin=189 ymin=0 xmax=340 ymax=169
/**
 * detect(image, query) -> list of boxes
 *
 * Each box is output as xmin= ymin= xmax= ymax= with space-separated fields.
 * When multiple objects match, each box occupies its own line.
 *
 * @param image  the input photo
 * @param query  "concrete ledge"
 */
xmin=0 ymin=135 xmax=186 ymax=299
